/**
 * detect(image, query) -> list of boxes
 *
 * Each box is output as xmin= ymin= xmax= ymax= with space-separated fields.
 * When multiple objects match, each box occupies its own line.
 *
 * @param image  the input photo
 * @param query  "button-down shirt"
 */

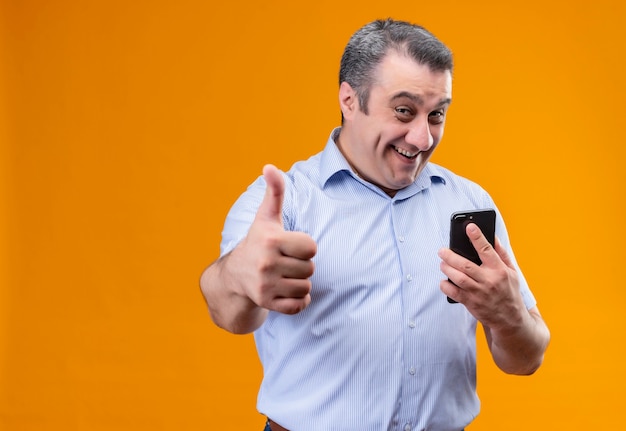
xmin=220 ymin=129 xmax=536 ymax=431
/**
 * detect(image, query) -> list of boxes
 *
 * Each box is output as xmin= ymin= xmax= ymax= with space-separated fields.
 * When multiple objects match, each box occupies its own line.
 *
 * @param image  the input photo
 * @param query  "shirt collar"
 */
xmin=319 ymin=127 xmax=446 ymax=194
xmin=319 ymin=127 xmax=354 ymax=186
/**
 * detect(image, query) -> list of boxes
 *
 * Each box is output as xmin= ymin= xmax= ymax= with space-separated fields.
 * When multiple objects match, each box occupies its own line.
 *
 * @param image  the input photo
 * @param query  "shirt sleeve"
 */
xmin=491 ymin=202 xmax=538 ymax=310
xmin=219 ymin=170 xmax=292 ymax=256
xmin=219 ymin=175 xmax=266 ymax=256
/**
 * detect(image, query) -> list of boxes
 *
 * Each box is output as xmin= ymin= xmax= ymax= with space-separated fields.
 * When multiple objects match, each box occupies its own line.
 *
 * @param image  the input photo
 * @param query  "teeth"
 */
xmin=394 ymin=146 xmax=418 ymax=158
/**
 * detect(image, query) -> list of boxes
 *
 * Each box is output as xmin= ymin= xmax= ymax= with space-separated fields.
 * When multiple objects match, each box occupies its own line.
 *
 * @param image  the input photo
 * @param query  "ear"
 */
xmin=339 ymin=81 xmax=358 ymax=120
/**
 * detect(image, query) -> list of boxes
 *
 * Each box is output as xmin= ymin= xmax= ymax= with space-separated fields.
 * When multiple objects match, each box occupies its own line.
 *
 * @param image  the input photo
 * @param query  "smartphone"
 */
xmin=447 ymin=209 xmax=496 ymax=303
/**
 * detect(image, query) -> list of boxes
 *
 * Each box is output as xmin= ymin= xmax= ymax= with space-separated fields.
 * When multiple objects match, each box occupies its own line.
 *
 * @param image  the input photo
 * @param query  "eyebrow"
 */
xmin=391 ymin=91 xmax=452 ymax=107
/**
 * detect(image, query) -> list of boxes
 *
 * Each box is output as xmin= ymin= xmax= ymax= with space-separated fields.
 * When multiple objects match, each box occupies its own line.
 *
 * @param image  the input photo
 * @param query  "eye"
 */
xmin=428 ymin=110 xmax=446 ymax=125
xmin=394 ymin=106 xmax=415 ymax=122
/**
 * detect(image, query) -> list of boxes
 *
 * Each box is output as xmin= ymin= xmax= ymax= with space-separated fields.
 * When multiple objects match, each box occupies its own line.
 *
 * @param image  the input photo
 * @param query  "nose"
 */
xmin=405 ymin=118 xmax=434 ymax=152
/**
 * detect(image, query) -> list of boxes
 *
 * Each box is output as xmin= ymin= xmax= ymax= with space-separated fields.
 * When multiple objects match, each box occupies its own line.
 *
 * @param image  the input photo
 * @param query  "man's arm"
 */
xmin=439 ymin=223 xmax=550 ymax=375
xmin=199 ymin=165 xmax=317 ymax=334
xmin=482 ymin=306 xmax=549 ymax=375
xmin=200 ymin=253 xmax=270 ymax=335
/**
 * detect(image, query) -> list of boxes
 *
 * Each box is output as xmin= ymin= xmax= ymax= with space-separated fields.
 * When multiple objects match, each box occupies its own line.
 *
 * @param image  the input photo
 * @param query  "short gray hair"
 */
xmin=339 ymin=18 xmax=453 ymax=114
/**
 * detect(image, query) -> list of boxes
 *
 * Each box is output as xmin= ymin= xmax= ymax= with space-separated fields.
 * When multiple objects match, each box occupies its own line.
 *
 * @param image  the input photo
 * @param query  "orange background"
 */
xmin=1 ymin=1 xmax=625 ymax=429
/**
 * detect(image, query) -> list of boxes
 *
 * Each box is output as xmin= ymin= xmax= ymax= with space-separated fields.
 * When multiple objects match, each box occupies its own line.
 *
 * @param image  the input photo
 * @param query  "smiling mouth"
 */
xmin=393 ymin=145 xmax=418 ymax=159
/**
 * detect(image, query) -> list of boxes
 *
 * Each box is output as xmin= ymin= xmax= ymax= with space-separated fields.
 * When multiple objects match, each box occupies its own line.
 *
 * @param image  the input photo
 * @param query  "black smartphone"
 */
xmin=447 ymin=209 xmax=496 ymax=303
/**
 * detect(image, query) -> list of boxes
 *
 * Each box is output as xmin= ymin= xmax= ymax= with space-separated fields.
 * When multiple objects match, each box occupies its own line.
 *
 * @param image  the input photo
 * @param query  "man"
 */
xmin=200 ymin=18 xmax=550 ymax=431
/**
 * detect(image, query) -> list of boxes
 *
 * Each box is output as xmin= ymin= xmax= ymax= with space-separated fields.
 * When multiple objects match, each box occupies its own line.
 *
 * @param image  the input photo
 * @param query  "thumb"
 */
xmin=466 ymin=222 xmax=496 ymax=264
xmin=256 ymin=164 xmax=285 ymax=227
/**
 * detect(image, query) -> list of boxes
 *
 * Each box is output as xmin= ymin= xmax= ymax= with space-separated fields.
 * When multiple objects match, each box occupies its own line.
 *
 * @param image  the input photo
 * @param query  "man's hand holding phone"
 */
xmin=439 ymin=210 xmax=526 ymax=330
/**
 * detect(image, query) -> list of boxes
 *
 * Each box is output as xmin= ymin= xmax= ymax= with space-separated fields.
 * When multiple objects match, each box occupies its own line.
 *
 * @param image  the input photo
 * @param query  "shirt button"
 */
xmin=398 ymin=236 xmax=405 ymax=242
xmin=406 ymin=274 xmax=413 ymax=282
xmin=404 ymin=424 xmax=411 ymax=431
xmin=408 ymin=321 xmax=416 ymax=328
xmin=409 ymin=367 xmax=416 ymax=375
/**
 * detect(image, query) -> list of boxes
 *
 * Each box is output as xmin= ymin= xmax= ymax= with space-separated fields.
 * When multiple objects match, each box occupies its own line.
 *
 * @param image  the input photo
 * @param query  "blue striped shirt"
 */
xmin=220 ymin=129 xmax=536 ymax=431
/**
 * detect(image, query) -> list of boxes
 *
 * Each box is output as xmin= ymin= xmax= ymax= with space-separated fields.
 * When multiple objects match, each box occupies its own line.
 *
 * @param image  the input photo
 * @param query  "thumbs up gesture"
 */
xmin=232 ymin=164 xmax=317 ymax=315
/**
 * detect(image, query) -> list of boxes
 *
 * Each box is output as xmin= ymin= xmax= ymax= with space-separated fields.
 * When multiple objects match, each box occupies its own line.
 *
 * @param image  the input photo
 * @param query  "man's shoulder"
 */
xmin=283 ymin=151 xmax=324 ymax=188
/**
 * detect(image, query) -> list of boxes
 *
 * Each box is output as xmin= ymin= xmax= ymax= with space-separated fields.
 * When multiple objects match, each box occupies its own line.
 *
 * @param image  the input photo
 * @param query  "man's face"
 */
xmin=338 ymin=51 xmax=452 ymax=196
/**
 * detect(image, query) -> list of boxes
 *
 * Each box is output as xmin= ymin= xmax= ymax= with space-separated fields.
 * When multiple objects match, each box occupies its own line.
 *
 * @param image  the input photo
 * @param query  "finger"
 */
xmin=465 ymin=223 xmax=498 ymax=266
xmin=438 ymin=247 xmax=479 ymax=281
xmin=256 ymin=164 xmax=285 ymax=227
xmin=279 ymin=231 xmax=317 ymax=260
xmin=272 ymin=277 xmax=313 ymax=299
xmin=440 ymin=279 xmax=464 ymax=304
xmin=277 ymin=253 xmax=315 ymax=279
xmin=270 ymin=294 xmax=312 ymax=315
xmin=268 ymin=279 xmax=312 ymax=314
xmin=494 ymin=236 xmax=516 ymax=270
xmin=439 ymin=256 xmax=477 ymax=289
